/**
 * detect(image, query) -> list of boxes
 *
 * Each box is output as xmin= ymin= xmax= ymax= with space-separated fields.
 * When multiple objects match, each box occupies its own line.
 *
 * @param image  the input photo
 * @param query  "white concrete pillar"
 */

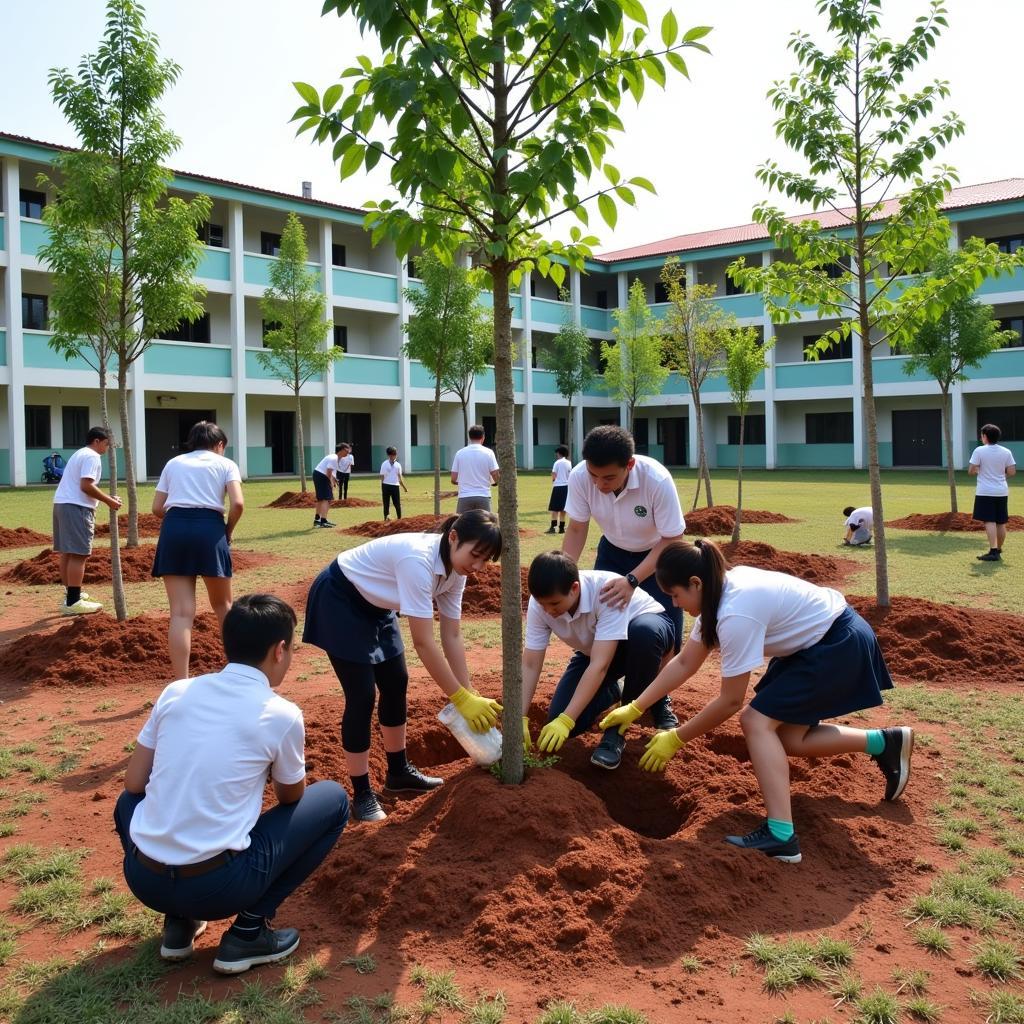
xmin=321 ymin=218 xmax=336 ymax=453
xmin=228 ymin=200 xmax=248 ymax=476
xmin=685 ymin=261 xmax=698 ymax=292
xmin=951 ymin=383 xmax=967 ymax=469
xmin=569 ymin=267 xmax=582 ymax=325
xmin=573 ymin=403 xmax=584 ymax=460
xmin=761 ymin=251 xmax=777 ymax=469
xmin=396 ymin=251 xmax=412 ymax=459
xmin=616 ymin=270 xmax=628 ymax=310
xmin=3 ymin=158 xmax=26 ymax=486
xmin=127 ymin=374 xmax=146 ymax=480
xmin=686 ymin=396 xmax=698 ymax=467
xmin=521 ymin=272 xmax=534 ymax=469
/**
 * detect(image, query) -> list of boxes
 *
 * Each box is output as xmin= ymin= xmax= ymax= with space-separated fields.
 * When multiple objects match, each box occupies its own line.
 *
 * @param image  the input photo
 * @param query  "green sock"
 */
xmin=865 ymin=729 xmax=885 ymax=756
xmin=767 ymin=818 xmax=794 ymax=842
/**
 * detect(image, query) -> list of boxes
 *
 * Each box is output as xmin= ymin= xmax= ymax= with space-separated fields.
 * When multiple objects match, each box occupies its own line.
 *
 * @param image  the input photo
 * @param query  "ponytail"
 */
xmin=436 ymin=509 xmax=502 ymax=575
xmin=655 ymin=538 xmax=729 ymax=649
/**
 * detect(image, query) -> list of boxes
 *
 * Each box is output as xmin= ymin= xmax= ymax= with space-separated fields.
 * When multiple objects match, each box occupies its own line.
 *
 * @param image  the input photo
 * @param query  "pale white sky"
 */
xmin=2 ymin=0 xmax=1022 ymax=252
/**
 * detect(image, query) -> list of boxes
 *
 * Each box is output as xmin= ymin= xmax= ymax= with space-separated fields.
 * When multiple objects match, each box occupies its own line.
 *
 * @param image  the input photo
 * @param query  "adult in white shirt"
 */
xmin=152 ymin=421 xmax=244 ymax=679
xmin=521 ymin=552 xmax=675 ymax=770
xmin=312 ymin=444 xmax=344 ymax=529
xmin=302 ymin=510 xmax=504 ymax=822
xmin=545 ymin=444 xmax=572 ymax=534
xmin=52 ymin=425 xmax=123 ymax=615
xmin=601 ymin=539 xmax=913 ymax=865
xmin=379 ymin=446 xmax=408 ymax=520
xmin=336 ymin=443 xmax=354 ymax=500
xmin=842 ymin=505 xmax=873 ymax=546
xmin=450 ymin=425 xmax=500 ymax=513
xmin=116 ymin=595 xmax=348 ymax=974
xmin=970 ymin=422 xmax=1017 ymax=562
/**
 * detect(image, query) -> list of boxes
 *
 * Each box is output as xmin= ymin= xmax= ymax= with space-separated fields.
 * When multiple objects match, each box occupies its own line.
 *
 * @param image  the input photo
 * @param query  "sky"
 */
xmin=1 ymin=0 xmax=1022 ymax=253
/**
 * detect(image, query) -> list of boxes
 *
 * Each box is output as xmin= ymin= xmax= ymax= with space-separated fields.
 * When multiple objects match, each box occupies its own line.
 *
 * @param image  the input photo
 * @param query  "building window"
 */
xmin=997 ymin=318 xmax=1024 ymax=349
xmin=22 ymin=294 xmax=48 ymax=331
xmin=977 ymin=406 xmax=1024 ymax=442
xmin=410 ymin=415 xmax=419 ymax=447
xmin=593 ymin=339 xmax=608 ymax=375
xmin=260 ymin=232 xmax=282 ymax=257
xmin=822 ymin=256 xmax=851 ymax=279
xmin=19 ymin=189 xmax=46 ymax=219
xmin=62 ymin=406 xmax=90 ymax=447
xmin=633 ymin=418 xmax=649 ymax=448
xmin=331 ymin=244 xmax=347 ymax=267
xmin=725 ymin=275 xmax=746 ymax=296
xmin=406 ymin=257 xmax=418 ymax=279
xmin=25 ymin=405 xmax=51 ymax=448
xmin=806 ymin=412 xmax=853 ymax=445
xmin=531 ymin=345 xmax=538 ymax=369
xmin=986 ymin=234 xmax=1024 ymax=255
xmin=161 ymin=312 xmax=211 ymax=344
xmin=529 ymin=278 xmax=537 ymax=297
xmin=261 ymin=319 xmax=282 ymax=342
xmin=532 ymin=417 xmax=539 ymax=443
xmin=804 ymin=333 xmax=852 ymax=361
xmin=595 ymin=289 xmax=609 ymax=309
xmin=197 ymin=221 xmax=224 ymax=247
xmin=558 ymin=418 xmax=567 ymax=444
xmin=333 ymin=325 xmax=348 ymax=350
xmin=727 ymin=414 xmax=767 ymax=445
xmin=653 ymin=281 xmax=668 ymax=304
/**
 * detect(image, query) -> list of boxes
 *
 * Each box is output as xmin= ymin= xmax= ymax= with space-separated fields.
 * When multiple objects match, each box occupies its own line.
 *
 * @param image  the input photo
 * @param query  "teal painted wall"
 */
xmin=332 ymin=267 xmax=398 ymax=304
xmin=410 ymin=360 xmax=435 ymax=388
xmin=977 ymin=266 xmax=1024 ymax=297
xmin=532 ymin=369 xmax=559 ymax=394
xmin=580 ymin=306 xmax=611 ymax=332
xmin=197 ymin=247 xmax=231 ymax=281
xmin=972 ymin=348 xmax=1024 ymax=380
xmin=0 ymin=451 xmax=8 ymax=486
xmin=335 ymin=355 xmax=400 ymax=387
xmin=716 ymin=444 xmax=767 ymax=468
xmin=661 ymin=372 xmax=689 ymax=395
xmin=777 ymin=443 xmax=854 ymax=468
xmin=775 ymin=361 xmax=853 ymax=389
xmin=19 ymin=219 xmax=48 ymax=256
xmin=410 ymin=445 xmax=450 ymax=471
xmin=714 ymin=293 xmax=764 ymax=319
xmin=638 ymin=443 xmax=666 ymax=463
xmin=244 ymin=254 xmax=323 ymax=292
xmin=0 ymin=329 xmax=6 ymax=366
xmin=247 ymin=447 xmax=273 ymax=476
xmin=532 ymin=298 xmax=571 ymax=326
xmin=22 ymin=332 xmax=116 ymax=373
xmin=533 ymin=444 xmax=561 ymax=467
xmin=872 ymin=356 xmax=934 ymax=385
xmin=244 ymin=348 xmax=322 ymax=382
xmin=145 ymin=342 xmax=232 ymax=377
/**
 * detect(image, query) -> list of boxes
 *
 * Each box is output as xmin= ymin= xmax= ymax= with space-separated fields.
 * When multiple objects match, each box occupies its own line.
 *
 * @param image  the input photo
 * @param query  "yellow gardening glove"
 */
xmin=599 ymin=700 xmax=644 ymax=736
xmin=638 ymin=730 xmax=685 ymax=773
xmin=537 ymin=713 xmax=575 ymax=753
xmin=522 ymin=716 xmax=534 ymax=755
xmin=450 ymin=686 xmax=503 ymax=734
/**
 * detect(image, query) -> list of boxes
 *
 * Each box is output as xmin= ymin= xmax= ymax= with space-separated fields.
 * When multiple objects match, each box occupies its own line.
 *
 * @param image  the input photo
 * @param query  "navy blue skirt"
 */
xmin=302 ymin=560 xmax=403 ymax=664
xmin=750 ymin=606 xmax=893 ymax=726
xmin=152 ymin=508 xmax=232 ymax=579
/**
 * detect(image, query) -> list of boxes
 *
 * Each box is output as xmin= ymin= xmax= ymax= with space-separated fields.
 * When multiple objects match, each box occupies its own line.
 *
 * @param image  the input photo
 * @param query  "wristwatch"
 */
xmin=626 ymin=573 xmax=639 ymax=588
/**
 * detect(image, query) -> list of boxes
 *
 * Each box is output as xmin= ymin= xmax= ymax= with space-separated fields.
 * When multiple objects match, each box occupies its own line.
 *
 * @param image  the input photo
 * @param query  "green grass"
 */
xmin=745 ymin=933 xmax=854 ymax=993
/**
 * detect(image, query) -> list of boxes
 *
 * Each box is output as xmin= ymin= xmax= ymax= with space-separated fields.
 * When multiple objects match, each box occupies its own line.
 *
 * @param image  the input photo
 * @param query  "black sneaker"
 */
xmin=353 ymin=789 xmax=387 ymax=822
xmin=545 ymin=526 xmax=557 ymax=534
xmin=320 ymin=518 xmax=337 ymax=528
xmin=590 ymin=730 xmax=626 ymax=770
xmin=724 ymin=822 xmax=802 ymax=863
xmin=872 ymin=725 xmax=914 ymax=801
xmin=650 ymin=696 xmax=679 ymax=731
xmin=977 ymin=550 xmax=1001 ymax=561
xmin=160 ymin=916 xmax=207 ymax=961
xmin=384 ymin=763 xmax=443 ymax=792
xmin=212 ymin=922 xmax=300 ymax=975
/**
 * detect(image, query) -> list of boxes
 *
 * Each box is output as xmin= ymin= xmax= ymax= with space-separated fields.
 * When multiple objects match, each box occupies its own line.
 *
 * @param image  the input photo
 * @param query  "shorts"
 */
xmin=313 ymin=470 xmax=334 ymax=502
xmin=52 ymin=503 xmax=96 ymax=556
xmin=456 ymin=496 xmax=491 ymax=514
xmin=548 ymin=485 xmax=568 ymax=512
xmin=973 ymin=495 xmax=1009 ymax=525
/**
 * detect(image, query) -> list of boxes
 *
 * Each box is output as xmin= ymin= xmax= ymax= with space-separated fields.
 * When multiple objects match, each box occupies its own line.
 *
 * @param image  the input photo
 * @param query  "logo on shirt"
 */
xmin=634 ymin=505 xmax=648 ymax=518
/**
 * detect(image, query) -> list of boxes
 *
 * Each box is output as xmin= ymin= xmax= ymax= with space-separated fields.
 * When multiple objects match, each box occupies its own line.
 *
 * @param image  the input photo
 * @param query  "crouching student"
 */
xmin=303 ymin=509 xmax=503 ymax=822
xmin=523 ymin=551 xmax=675 ymax=769
xmin=114 ymin=595 xmax=348 ymax=974
xmin=600 ymin=539 xmax=913 ymax=864
xmin=842 ymin=505 xmax=873 ymax=546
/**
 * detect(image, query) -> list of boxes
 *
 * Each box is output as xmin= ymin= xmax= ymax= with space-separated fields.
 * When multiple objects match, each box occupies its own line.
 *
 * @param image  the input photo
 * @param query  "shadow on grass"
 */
xmin=883 ymin=532 xmax=983 ymax=556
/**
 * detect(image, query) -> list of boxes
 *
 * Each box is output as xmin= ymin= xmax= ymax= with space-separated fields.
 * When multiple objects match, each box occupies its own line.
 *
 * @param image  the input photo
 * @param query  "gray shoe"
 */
xmin=212 ymin=922 xmax=300 ymax=975
xmin=160 ymin=916 xmax=207 ymax=961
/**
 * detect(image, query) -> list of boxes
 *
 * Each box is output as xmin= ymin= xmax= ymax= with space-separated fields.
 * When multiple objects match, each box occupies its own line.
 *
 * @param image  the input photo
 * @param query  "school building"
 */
xmin=1 ymin=129 xmax=1022 ymax=486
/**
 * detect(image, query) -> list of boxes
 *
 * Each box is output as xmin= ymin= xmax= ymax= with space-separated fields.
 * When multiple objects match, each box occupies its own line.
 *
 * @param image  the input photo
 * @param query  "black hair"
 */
xmin=436 ymin=508 xmax=502 ymax=575
xmin=468 ymin=424 xmax=485 ymax=441
xmin=581 ymin=425 xmax=634 ymax=467
xmin=981 ymin=423 xmax=1001 ymax=444
xmin=86 ymin=426 xmax=112 ymax=444
xmin=527 ymin=551 xmax=579 ymax=598
xmin=335 ymin=443 xmax=348 ymax=454
xmin=655 ymin=539 xmax=729 ymax=649
xmin=222 ymin=594 xmax=297 ymax=665
xmin=386 ymin=446 xmax=397 ymax=456
xmin=555 ymin=444 xmax=570 ymax=458
xmin=843 ymin=506 xmax=856 ymax=517
xmin=186 ymin=420 xmax=228 ymax=452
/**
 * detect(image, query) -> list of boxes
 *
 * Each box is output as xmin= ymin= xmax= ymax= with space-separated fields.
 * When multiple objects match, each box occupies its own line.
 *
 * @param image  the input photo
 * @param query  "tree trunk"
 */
xmin=691 ymin=395 xmax=713 ymax=509
xmin=567 ymin=396 xmax=573 ymax=461
xmin=433 ymin=375 xmax=442 ymax=516
xmin=101 ymin=364 xmax=128 ymax=621
xmin=117 ymin=364 xmax=139 ymax=548
xmin=461 ymin=385 xmax=471 ymax=440
xmin=860 ymin=329 xmax=889 ymax=607
xmin=941 ymin=386 xmax=958 ymax=514
xmin=296 ymin=389 xmax=307 ymax=492
xmin=731 ymin=410 xmax=745 ymax=545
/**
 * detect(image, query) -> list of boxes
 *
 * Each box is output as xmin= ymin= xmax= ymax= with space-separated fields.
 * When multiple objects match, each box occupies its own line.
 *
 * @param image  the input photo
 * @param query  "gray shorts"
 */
xmin=849 ymin=525 xmax=872 ymax=545
xmin=52 ymin=503 xmax=96 ymax=556
xmin=456 ymin=496 xmax=492 ymax=514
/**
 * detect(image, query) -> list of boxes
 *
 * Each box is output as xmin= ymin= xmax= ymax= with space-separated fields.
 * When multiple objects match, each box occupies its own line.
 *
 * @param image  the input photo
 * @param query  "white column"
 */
xmin=951 ymin=384 xmax=967 ymax=469
xmin=761 ymin=251 xmax=777 ymax=469
xmin=521 ymin=271 xmax=534 ymax=469
xmin=127 ymin=370 xmax=146 ymax=480
xmin=616 ymin=270 xmax=628 ymax=309
xmin=396 ymin=252 xmax=412 ymax=459
xmin=573 ymin=402 xmax=584 ymax=458
xmin=3 ymin=158 xmax=26 ymax=486
xmin=320 ymin=219 xmax=336 ymax=452
xmin=685 ymin=261 xmax=698 ymax=291
xmin=228 ymin=200 xmax=248 ymax=477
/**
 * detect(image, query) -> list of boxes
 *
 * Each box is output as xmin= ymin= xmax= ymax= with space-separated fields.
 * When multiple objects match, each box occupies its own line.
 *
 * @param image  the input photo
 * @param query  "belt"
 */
xmin=134 ymin=847 xmax=234 ymax=878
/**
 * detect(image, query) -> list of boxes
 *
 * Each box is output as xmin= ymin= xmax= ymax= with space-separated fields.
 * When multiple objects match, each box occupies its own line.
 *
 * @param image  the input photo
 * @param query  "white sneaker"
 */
xmin=58 ymin=592 xmax=90 ymax=607
xmin=61 ymin=598 xmax=103 ymax=616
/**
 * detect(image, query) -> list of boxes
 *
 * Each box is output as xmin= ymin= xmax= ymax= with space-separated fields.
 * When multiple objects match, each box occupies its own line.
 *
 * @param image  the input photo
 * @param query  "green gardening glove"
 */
xmin=599 ymin=700 xmax=644 ymax=736
xmin=451 ymin=686 xmax=503 ymax=734
xmin=537 ymin=713 xmax=575 ymax=753
xmin=638 ymin=730 xmax=685 ymax=773
xmin=522 ymin=716 xmax=534 ymax=755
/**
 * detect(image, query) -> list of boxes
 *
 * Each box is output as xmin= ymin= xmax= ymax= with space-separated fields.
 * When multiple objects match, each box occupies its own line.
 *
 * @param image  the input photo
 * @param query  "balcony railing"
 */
xmin=145 ymin=340 xmax=232 ymax=377
xmin=334 ymin=353 xmax=400 ymax=387
xmin=333 ymin=266 xmax=399 ymax=304
xmin=775 ymin=360 xmax=853 ymax=389
xmin=531 ymin=297 xmax=572 ymax=326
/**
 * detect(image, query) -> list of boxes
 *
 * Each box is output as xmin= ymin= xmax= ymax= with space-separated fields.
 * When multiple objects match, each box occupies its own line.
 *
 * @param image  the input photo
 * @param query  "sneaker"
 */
xmin=353 ymin=789 xmax=387 ymax=822
xmin=724 ymin=822 xmax=802 ymax=863
xmin=212 ymin=922 xmax=300 ymax=975
xmin=590 ymin=730 xmax=626 ymax=770
xmin=545 ymin=526 xmax=557 ymax=534
xmin=384 ymin=763 xmax=443 ymax=793
xmin=558 ymin=525 xmax=566 ymax=533
xmin=58 ymin=592 xmax=90 ymax=607
xmin=871 ymin=725 xmax=914 ymax=801
xmin=320 ymin=519 xmax=337 ymax=528
xmin=61 ymin=598 xmax=103 ymax=616
xmin=160 ymin=916 xmax=207 ymax=961
xmin=977 ymin=550 xmax=1001 ymax=561
xmin=650 ymin=696 xmax=679 ymax=731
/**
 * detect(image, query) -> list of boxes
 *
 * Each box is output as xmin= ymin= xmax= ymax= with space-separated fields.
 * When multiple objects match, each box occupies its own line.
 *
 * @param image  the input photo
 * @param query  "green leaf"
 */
xmin=604 ymin=163 xmax=621 ymax=186
xmin=619 ymin=0 xmax=648 ymax=27
xmin=629 ymin=176 xmax=657 ymax=194
xmin=365 ymin=144 xmax=383 ymax=172
xmin=340 ymin=144 xmax=365 ymax=181
xmin=660 ymin=9 xmax=678 ymax=47
xmin=598 ymin=192 xmax=617 ymax=229
xmin=550 ymin=262 xmax=566 ymax=289
xmin=683 ymin=25 xmax=712 ymax=42
xmin=322 ymin=83 xmax=343 ymax=113
xmin=665 ymin=50 xmax=689 ymax=78
xmin=293 ymin=82 xmax=320 ymax=108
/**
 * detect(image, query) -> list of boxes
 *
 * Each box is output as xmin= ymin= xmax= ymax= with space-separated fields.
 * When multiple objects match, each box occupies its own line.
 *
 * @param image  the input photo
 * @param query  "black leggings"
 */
xmin=381 ymin=483 xmax=401 ymax=519
xmin=338 ymin=473 xmax=350 ymax=499
xmin=328 ymin=653 xmax=409 ymax=753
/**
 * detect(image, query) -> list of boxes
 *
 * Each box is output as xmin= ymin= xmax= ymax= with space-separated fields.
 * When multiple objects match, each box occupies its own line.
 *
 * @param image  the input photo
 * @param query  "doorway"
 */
xmin=145 ymin=408 xmax=216 ymax=478
xmin=335 ymin=412 xmax=373 ymax=472
xmin=657 ymin=416 xmax=689 ymax=466
xmin=264 ymin=411 xmax=295 ymax=474
xmin=892 ymin=408 xmax=942 ymax=466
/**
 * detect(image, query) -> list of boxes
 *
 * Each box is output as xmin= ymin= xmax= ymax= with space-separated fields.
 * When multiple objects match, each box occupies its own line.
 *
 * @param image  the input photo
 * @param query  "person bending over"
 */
xmin=842 ymin=505 xmax=873 ymax=546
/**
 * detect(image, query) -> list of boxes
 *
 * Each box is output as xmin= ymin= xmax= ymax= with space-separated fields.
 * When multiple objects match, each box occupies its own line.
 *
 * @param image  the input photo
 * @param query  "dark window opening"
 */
xmin=558 ymin=418 xmax=567 ymax=445
xmin=261 ymin=319 xmax=282 ymax=343
xmin=592 ymin=339 xmax=608 ymax=375
xmin=331 ymin=243 xmax=347 ymax=267
xmin=997 ymin=317 xmax=1024 ymax=349
xmin=532 ymin=417 xmax=539 ymax=443
xmin=977 ymin=406 xmax=1024 ymax=442
xmin=62 ymin=406 xmax=89 ymax=447
xmin=725 ymin=275 xmax=747 ymax=296
xmin=19 ymin=189 xmax=46 ymax=219
xmin=806 ymin=412 xmax=854 ymax=445
xmin=161 ymin=312 xmax=211 ymax=344
xmin=260 ymin=232 xmax=282 ymax=257
xmin=410 ymin=415 xmax=418 ymax=447
xmin=333 ymin=325 xmax=348 ymax=350
xmin=595 ymin=289 xmax=609 ymax=309
xmin=653 ymin=281 xmax=668 ymax=304
xmin=987 ymin=234 xmax=1024 ymax=255
xmin=804 ymin=332 xmax=852 ymax=361
xmin=406 ymin=257 xmax=418 ymax=279
xmin=633 ymin=418 xmax=649 ymax=450
xmin=22 ymin=293 xmax=48 ymax=331
xmin=727 ymin=414 xmax=766 ymax=445
xmin=25 ymin=405 xmax=50 ymax=448
xmin=197 ymin=221 xmax=224 ymax=247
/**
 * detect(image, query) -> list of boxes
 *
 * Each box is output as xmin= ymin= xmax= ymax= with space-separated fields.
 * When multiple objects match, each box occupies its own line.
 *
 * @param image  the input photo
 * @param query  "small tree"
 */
xmin=548 ymin=297 xmax=595 ymax=459
xmin=901 ymin=252 xmax=1016 ymax=514
xmin=445 ymin=299 xmax=493 ymax=441
xmin=257 ymin=212 xmax=338 ymax=492
xmin=602 ymin=279 xmax=668 ymax=433
xmin=660 ymin=259 xmax=731 ymax=509
xmin=724 ymin=327 xmax=772 ymax=543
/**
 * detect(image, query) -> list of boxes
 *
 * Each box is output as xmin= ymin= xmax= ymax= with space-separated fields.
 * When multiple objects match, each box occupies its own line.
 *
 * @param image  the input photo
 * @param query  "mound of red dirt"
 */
xmin=265 ymin=491 xmax=376 ymax=509
xmin=0 ymin=526 xmax=50 ymax=550
xmin=849 ymin=595 xmax=1024 ymax=685
xmin=344 ymin=514 xmax=451 ymax=538
xmin=722 ymin=540 xmax=858 ymax=586
xmin=886 ymin=511 xmax=1024 ymax=532
xmin=461 ymin=562 xmax=529 ymax=616
xmin=686 ymin=505 xmax=797 ymax=536
xmin=0 ymin=612 xmax=223 ymax=689
xmin=94 ymin=513 xmax=163 ymax=538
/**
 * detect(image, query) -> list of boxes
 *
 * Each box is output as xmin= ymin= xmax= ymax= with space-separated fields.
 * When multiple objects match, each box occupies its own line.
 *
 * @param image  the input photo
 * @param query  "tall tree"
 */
xmin=660 ymin=259 xmax=730 ymax=509
xmin=258 ymin=212 xmax=339 ymax=493
xmin=900 ymin=251 xmax=1016 ymax=514
xmin=548 ymin=296 xmax=595 ymax=458
xmin=723 ymin=327 xmax=772 ymax=543
xmin=602 ymin=278 xmax=668 ymax=432
xmin=728 ymin=0 xmax=1022 ymax=606
xmin=294 ymin=0 xmax=710 ymax=784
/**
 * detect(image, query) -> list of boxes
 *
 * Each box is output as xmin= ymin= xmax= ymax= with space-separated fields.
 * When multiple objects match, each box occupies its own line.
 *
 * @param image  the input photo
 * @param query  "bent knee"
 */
xmin=739 ymin=704 xmax=771 ymax=735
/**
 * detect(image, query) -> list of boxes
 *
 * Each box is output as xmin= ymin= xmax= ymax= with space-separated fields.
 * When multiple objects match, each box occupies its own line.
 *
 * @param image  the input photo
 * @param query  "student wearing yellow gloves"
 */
xmin=600 ymin=539 xmax=912 ymax=864
xmin=303 ymin=510 xmax=503 ymax=822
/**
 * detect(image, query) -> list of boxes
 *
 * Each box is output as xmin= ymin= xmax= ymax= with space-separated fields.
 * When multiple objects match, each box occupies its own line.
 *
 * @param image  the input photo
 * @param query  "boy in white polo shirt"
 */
xmin=562 ymin=425 xmax=686 ymax=730
xmin=450 ymin=425 xmax=500 ymax=513
xmin=970 ymin=422 xmax=1017 ymax=561
xmin=379 ymin=446 xmax=409 ymax=520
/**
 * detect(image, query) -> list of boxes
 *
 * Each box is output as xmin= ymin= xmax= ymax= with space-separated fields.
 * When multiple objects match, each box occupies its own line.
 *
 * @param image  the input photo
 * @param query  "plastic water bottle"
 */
xmin=437 ymin=702 xmax=503 ymax=766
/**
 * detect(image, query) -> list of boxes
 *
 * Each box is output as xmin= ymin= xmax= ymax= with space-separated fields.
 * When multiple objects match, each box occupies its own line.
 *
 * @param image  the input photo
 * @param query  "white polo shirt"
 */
xmin=970 ymin=443 xmax=1016 ymax=497
xmin=689 ymin=565 xmax=847 ymax=677
xmin=380 ymin=459 xmax=403 ymax=485
xmin=315 ymin=454 xmax=339 ymax=475
xmin=564 ymin=454 xmax=686 ymax=552
xmin=155 ymin=450 xmax=241 ymax=512
xmin=53 ymin=446 xmax=103 ymax=509
xmin=338 ymin=454 xmax=354 ymax=473
xmin=845 ymin=506 xmax=873 ymax=530
xmin=129 ymin=663 xmax=306 ymax=865
xmin=525 ymin=570 xmax=665 ymax=655
xmin=337 ymin=532 xmax=465 ymax=620
xmin=451 ymin=443 xmax=499 ymax=497
xmin=552 ymin=457 xmax=572 ymax=486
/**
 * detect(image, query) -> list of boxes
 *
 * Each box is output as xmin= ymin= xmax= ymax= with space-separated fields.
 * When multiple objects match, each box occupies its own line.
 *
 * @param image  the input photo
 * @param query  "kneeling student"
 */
xmin=523 ymin=551 xmax=675 ymax=769
xmin=842 ymin=505 xmax=872 ymax=546
xmin=115 ymin=595 xmax=348 ymax=974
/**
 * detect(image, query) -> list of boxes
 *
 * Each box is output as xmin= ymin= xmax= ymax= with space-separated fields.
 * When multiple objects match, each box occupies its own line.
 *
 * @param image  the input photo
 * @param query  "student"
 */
xmin=562 ymin=425 xmax=685 ymax=730
xmin=379 ymin=447 xmax=409 ymax=521
xmin=970 ymin=423 xmax=1016 ymax=561
xmin=450 ymin=425 xmax=500 ymax=513
xmin=523 ymin=551 xmax=675 ymax=769
xmin=114 ymin=595 xmax=348 ymax=974
xmin=52 ymin=425 xmax=122 ymax=615
xmin=546 ymin=445 xmax=572 ymax=534
xmin=842 ymin=505 xmax=873 ymax=546
xmin=312 ymin=444 xmax=344 ymax=529
xmin=303 ymin=509 xmax=503 ymax=822
xmin=600 ymin=539 xmax=912 ymax=864
xmin=152 ymin=421 xmax=244 ymax=680
xmin=336 ymin=443 xmax=354 ymax=500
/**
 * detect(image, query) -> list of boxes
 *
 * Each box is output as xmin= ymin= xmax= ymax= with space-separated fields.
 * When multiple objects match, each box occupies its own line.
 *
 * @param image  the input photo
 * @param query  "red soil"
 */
xmin=0 ymin=525 xmax=50 ymax=549
xmin=265 ymin=491 xmax=377 ymax=509
xmin=344 ymin=514 xmax=453 ymax=538
xmin=722 ymin=540 xmax=859 ymax=586
xmin=886 ymin=511 xmax=1024 ymax=532
xmin=461 ymin=562 xmax=530 ymax=616
xmin=94 ymin=513 xmax=163 ymax=538
xmin=686 ymin=505 xmax=797 ymax=536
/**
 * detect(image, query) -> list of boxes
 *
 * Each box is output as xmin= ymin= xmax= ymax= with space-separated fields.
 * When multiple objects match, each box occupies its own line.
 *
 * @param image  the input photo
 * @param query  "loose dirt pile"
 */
xmin=849 ymin=595 xmax=1024 ymax=685
xmin=94 ymin=513 xmax=163 ymax=538
xmin=461 ymin=562 xmax=529 ymax=616
xmin=722 ymin=540 xmax=859 ymax=586
xmin=0 ymin=526 xmax=50 ymax=550
xmin=686 ymin=505 xmax=797 ymax=536
xmin=886 ymin=511 xmax=1024 ymax=532
xmin=0 ymin=612 xmax=223 ymax=689
xmin=265 ymin=492 xmax=376 ymax=510
xmin=345 ymin=514 xmax=450 ymax=538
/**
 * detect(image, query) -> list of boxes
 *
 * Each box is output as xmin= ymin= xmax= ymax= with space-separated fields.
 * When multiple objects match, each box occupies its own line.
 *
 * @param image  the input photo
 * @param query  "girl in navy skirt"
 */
xmin=152 ymin=421 xmax=244 ymax=679
xmin=303 ymin=509 xmax=503 ymax=823
xmin=600 ymin=538 xmax=912 ymax=864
